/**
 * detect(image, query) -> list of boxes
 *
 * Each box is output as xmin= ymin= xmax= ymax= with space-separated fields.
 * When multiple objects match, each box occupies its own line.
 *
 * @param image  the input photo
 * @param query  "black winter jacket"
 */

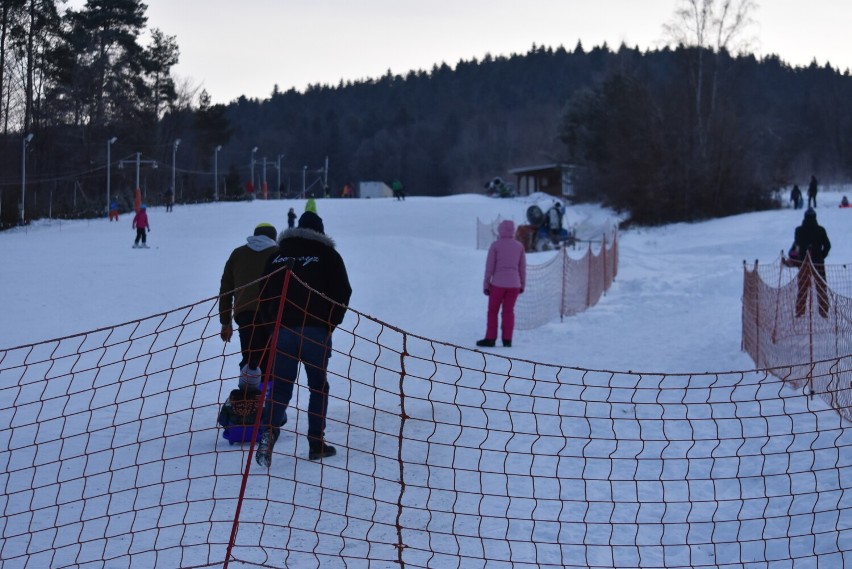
xmin=794 ymin=218 xmax=831 ymax=264
xmin=257 ymin=227 xmax=352 ymax=331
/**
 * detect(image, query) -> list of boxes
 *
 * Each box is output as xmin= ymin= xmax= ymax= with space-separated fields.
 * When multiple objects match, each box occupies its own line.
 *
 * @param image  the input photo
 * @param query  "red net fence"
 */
xmin=515 ymin=233 xmax=619 ymax=330
xmin=742 ymin=256 xmax=852 ymax=423
xmin=3 ymin=268 xmax=852 ymax=568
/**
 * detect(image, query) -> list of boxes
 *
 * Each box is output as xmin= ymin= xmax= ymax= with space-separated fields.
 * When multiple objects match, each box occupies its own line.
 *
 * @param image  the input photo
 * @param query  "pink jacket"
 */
xmin=132 ymin=210 xmax=149 ymax=230
xmin=484 ymin=220 xmax=526 ymax=291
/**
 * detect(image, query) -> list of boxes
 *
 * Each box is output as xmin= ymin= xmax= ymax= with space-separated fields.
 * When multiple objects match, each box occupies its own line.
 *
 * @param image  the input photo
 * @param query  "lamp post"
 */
xmin=106 ymin=136 xmax=117 ymax=217
xmin=262 ymin=156 xmax=268 ymax=199
xmin=277 ymin=154 xmax=284 ymax=199
xmin=302 ymin=165 xmax=307 ymax=199
xmin=172 ymin=138 xmax=181 ymax=201
xmin=20 ymin=133 xmax=33 ymax=225
xmin=214 ymin=145 xmax=222 ymax=201
xmin=250 ymin=147 xmax=258 ymax=196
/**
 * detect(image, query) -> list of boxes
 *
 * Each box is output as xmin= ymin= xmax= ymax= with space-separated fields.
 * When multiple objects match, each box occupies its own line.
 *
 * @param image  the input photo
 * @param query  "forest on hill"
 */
xmin=1 ymin=0 xmax=850 ymax=227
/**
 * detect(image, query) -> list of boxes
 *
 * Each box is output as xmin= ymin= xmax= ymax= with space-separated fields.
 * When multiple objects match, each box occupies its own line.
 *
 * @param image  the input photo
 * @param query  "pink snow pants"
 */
xmin=485 ymin=286 xmax=520 ymax=341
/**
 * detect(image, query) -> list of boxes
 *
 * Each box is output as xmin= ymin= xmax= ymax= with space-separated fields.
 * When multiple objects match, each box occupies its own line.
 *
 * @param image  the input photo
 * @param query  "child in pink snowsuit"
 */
xmin=477 ymin=219 xmax=526 ymax=347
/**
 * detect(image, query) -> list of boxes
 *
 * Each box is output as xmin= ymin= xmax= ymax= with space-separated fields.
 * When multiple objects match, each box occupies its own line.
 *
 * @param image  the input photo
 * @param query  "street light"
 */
xmin=276 ymin=154 xmax=284 ymax=199
xmin=20 ymin=133 xmax=33 ymax=225
xmin=302 ymin=165 xmax=307 ymax=199
xmin=250 ymin=147 xmax=258 ymax=196
xmin=106 ymin=136 xmax=117 ymax=217
xmin=214 ymin=145 xmax=222 ymax=201
xmin=172 ymin=138 xmax=181 ymax=202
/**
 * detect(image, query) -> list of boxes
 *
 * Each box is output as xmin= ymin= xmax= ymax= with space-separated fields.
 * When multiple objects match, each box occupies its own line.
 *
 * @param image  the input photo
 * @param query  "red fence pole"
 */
xmin=224 ymin=261 xmax=295 ymax=568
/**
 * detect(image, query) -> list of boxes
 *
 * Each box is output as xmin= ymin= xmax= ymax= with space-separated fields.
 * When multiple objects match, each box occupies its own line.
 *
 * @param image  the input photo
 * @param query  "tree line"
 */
xmin=1 ymin=0 xmax=851 ymax=228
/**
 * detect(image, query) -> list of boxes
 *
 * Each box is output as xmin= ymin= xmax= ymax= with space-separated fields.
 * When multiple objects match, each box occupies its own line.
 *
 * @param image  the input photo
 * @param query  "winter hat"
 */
xmin=253 ymin=222 xmax=277 ymax=240
xmin=140 ymin=203 xmax=147 ymax=209
xmin=298 ymin=211 xmax=324 ymax=234
xmin=805 ymin=207 xmax=816 ymax=219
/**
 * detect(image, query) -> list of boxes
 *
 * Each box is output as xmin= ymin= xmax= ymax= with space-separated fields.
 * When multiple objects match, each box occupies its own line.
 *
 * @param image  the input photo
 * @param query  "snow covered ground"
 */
xmin=4 ymin=187 xmax=852 ymax=372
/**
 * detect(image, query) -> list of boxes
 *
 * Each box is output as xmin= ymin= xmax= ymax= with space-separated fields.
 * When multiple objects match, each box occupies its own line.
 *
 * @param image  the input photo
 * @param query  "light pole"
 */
xmin=262 ymin=156 xmax=268 ymax=199
xmin=20 ymin=133 xmax=33 ymax=225
xmin=302 ymin=165 xmax=307 ymax=199
xmin=106 ymin=136 xmax=117 ymax=217
xmin=214 ymin=145 xmax=222 ymax=201
xmin=250 ymin=147 xmax=258 ymax=196
xmin=172 ymin=138 xmax=181 ymax=202
xmin=276 ymin=154 xmax=284 ymax=199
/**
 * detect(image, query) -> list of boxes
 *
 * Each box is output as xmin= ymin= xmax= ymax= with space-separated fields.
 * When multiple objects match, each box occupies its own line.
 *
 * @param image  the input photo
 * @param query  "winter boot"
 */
xmin=502 ymin=339 xmax=512 ymax=347
xmin=476 ymin=339 xmax=496 ymax=347
xmin=255 ymin=428 xmax=279 ymax=468
xmin=308 ymin=441 xmax=337 ymax=461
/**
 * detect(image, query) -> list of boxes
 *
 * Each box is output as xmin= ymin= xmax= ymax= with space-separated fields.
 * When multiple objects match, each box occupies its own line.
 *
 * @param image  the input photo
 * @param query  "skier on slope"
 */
xmin=132 ymin=204 xmax=150 ymax=248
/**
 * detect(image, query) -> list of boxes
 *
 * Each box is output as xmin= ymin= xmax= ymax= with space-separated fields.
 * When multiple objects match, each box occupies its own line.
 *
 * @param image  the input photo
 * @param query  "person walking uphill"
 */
xmin=131 ymin=204 xmax=150 ymax=248
xmin=477 ymin=219 xmax=526 ymax=348
xmin=249 ymin=211 xmax=352 ymax=466
xmin=218 ymin=223 xmax=280 ymax=381
xmin=807 ymin=175 xmax=818 ymax=208
xmin=791 ymin=207 xmax=831 ymax=318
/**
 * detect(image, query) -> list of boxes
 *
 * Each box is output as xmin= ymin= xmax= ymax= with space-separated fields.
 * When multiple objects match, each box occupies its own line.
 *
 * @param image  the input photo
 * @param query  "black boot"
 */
xmin=309 ymin=441 xmax=336 ymax=460
xmin=476 ymin=339 xmax=496 ymax=347
xmin=502 ymin=339 xmax=512 ymax=347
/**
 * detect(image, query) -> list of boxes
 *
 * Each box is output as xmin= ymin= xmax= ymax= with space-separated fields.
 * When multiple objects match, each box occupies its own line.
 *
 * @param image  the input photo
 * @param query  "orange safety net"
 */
xmin=2 ymin=266 xmax=851 ymax=568
xmin=742 ymin=255 xmax=852 ymax=422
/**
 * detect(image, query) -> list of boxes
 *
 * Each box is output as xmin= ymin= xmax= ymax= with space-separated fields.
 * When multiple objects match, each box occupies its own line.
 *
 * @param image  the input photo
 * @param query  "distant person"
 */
xmin=547 ymin=202 xmax=564 ymax=240
xmin=840 ymin=196 xmax=849 ymax=208
xmin=790 ymin=207 xmax=831 ymax=318
xmin=218 ymin=222 xmax=280 ymax=380
xmin=165 ymin=188 xmax=174 ymax=212
xmin=250 ymin=210 xmax=352 ymax=466
xmin=131 ymin=204 xmax=150 ymax=248
xmin=287 ymin=207 xmax=297 ymax=228
xmin=109 ymin=199 xmax=120 ymax=221
xmin=342 ymin=182 xmax=354 ymax=198
xmin=790 ymin=185 xmax=803 ymax=210
xmin=807 ymin=175 xmax=818 ymax=208
xmin=477 ymin=220 xmax=526 ymax=348
xmin=392 ymin=178 xmax=405 ymax=201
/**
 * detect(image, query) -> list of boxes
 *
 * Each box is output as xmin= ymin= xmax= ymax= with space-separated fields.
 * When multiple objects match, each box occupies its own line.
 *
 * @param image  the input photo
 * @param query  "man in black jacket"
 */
xmin=251 ymin=211 xmax=352 ymax=465
xmin=792 ymin=207 xmax=831 ymax=317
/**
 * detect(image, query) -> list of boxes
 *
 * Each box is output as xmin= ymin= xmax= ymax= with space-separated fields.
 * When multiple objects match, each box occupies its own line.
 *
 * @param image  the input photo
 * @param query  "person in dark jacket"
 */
xmin=250 ymin=210 xmax=352 ymax=465
xmin=807 ymin=175 xmax=818 ymax=208
xmin=790 ymin=185 xmax=803 ymax=209
xmin=218 ymin=222 xmax=279 ymax=385
xmin=287 ymin=207 xmax=297 ymax=229
xmin=791 ymin=208 xmax=831 ymax=317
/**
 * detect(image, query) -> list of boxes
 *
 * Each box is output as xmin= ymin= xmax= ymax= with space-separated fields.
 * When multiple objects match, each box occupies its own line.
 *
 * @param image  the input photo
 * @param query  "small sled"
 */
xmin=218 ymin=387 xmax=267 ymax=445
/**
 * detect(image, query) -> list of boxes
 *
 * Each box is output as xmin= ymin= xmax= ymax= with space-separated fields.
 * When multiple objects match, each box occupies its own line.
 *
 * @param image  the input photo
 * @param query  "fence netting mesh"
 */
xmin=1 ymin=267 xmax=850 ymax=568
xmin=742 ymin=256 xmax=852 ymax=423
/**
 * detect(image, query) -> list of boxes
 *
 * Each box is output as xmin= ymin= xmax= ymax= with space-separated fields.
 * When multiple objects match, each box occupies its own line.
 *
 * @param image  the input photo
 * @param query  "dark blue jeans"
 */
xmin=263 ymin=326 xmax=332 ymax=444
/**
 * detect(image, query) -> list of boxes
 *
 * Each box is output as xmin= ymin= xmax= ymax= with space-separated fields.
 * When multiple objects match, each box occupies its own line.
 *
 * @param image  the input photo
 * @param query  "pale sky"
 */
xmin=68 ymin=0 xmax=851 ymax=104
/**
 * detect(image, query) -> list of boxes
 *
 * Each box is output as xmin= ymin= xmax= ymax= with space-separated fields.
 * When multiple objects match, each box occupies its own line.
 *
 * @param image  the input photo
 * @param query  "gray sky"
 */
xmin=68 ymin=0 xmax=852 ymax=104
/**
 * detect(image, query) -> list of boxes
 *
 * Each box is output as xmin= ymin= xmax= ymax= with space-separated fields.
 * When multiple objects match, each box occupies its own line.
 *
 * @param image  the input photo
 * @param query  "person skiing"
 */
xmin=109 ymin=199 xmax=120 ymax=221
xmin=807 ymin=175 xmax=818 ymax=208
xmin=477 ymin=219 xmax=526 ymax=348
xmin=790 ymin=207 xmax=831 ymax=318
xmin=249 ymin=211 xmax=352 ymax=465
xmin=132 ymin=204 xmax=150 ymax=248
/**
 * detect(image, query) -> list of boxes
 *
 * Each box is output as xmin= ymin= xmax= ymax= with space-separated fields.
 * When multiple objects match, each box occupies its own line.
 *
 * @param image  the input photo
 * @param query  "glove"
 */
xmin=220 ymin=324 xmax=233 ymax=342
xmin=239 ymin=365 xmax=262 ymax=390
xmin=484 ymin=289 xmax=490 ymax=296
